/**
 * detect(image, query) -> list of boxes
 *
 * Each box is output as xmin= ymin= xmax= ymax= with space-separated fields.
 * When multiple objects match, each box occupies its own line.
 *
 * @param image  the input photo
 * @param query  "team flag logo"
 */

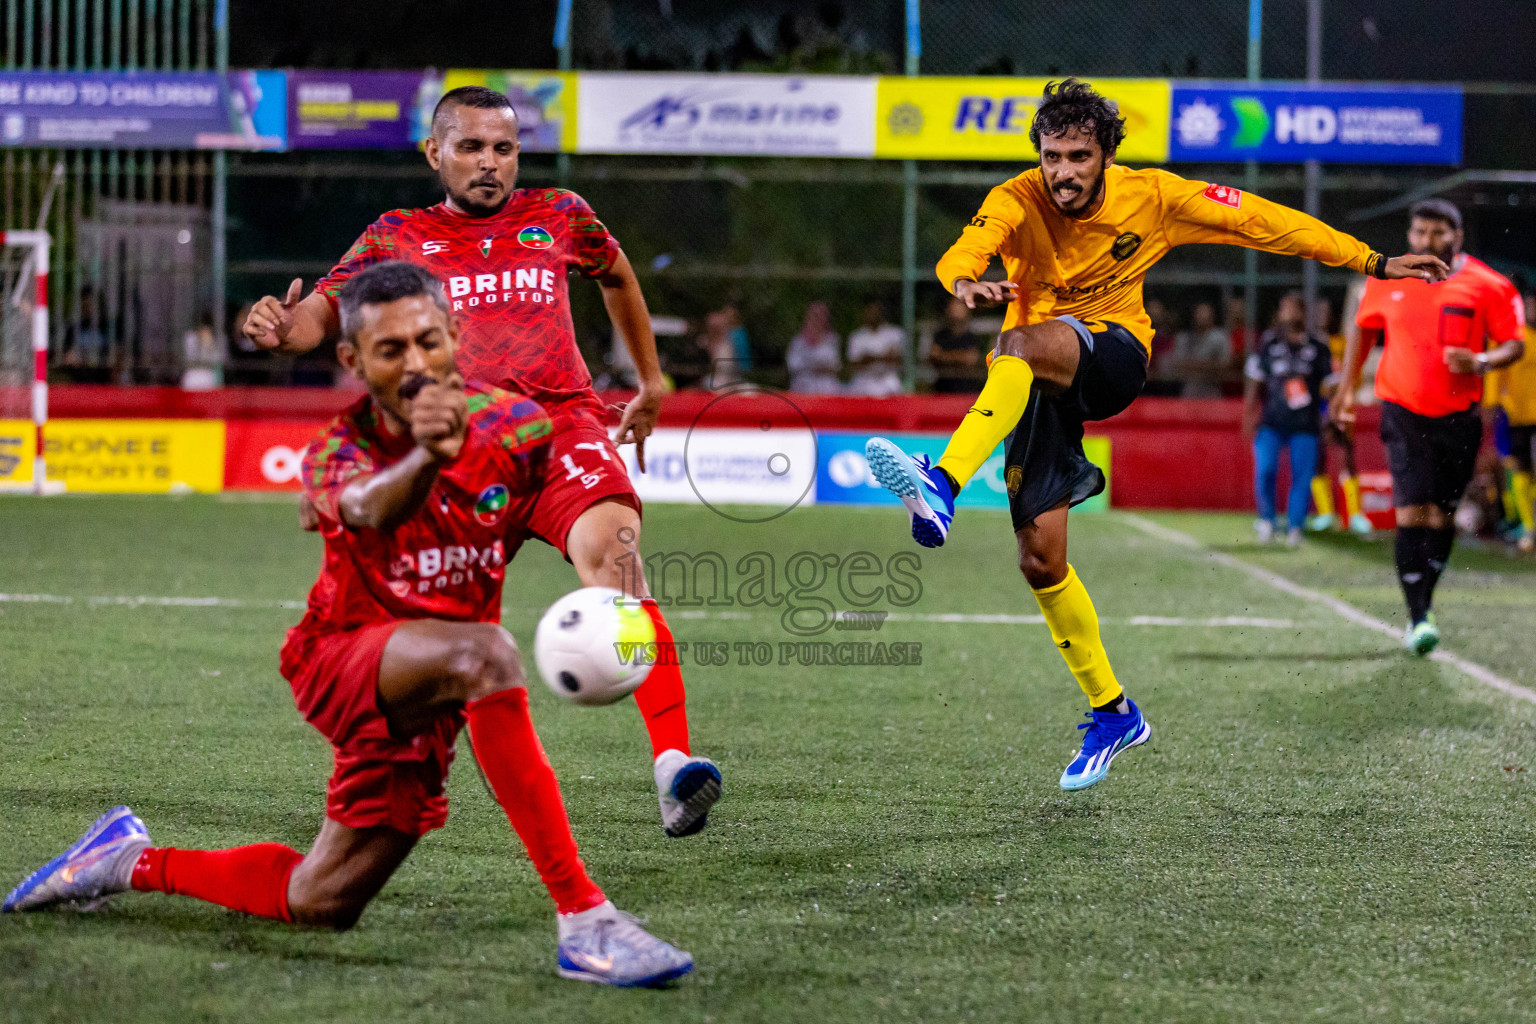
xmin=474 ymin=483 xmax=510 ymax=526
xmin=518 ymin=225 xmax=554 ymax=249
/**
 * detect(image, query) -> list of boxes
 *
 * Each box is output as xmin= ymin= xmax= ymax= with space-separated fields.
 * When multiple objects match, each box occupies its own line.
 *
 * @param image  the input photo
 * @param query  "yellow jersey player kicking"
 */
xmin=865 ymin=79 xmax=1446 ymax=790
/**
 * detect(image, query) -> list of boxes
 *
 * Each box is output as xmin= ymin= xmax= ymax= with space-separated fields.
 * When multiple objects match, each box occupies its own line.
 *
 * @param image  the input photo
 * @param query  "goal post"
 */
xmin=0 ymin=229 xmax=58 ymax=495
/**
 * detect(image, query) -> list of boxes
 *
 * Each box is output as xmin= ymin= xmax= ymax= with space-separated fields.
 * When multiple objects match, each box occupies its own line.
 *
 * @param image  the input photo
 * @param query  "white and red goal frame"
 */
xmin=0 ymin=229 xmax=55 ymax=495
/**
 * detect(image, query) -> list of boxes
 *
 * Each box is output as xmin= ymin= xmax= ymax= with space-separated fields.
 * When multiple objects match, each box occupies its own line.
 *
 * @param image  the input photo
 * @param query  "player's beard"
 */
xmin=444 ymin=170 xmax=515 ymax=217
xmin=1050 ymin=167 xmax=1105 ymax=219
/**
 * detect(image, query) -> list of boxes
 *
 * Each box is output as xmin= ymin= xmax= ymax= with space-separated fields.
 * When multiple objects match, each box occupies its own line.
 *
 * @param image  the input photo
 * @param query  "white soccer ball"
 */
xmin=534 ymin=587 xmax=656 ymax=707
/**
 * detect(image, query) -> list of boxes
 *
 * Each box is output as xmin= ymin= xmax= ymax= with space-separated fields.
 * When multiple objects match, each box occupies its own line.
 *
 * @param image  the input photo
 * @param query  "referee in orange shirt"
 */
xmin=1334 ymin=200 xmax=1527 ymax=654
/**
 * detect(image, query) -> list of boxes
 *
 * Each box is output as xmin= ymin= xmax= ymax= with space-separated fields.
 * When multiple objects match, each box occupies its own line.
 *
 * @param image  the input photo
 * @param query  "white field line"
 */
xmin=1119 ymin=513 xmax=1536 ymax=705
xmin=0 ymin=592 xmax=305 ymax=610
xmin=0 ymin=591 xmax=1295 ymax=630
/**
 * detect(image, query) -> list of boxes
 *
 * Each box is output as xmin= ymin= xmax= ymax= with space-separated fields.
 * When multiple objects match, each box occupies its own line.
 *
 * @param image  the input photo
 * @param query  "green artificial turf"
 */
xmin=1 ymin=495 xmax=1533 ymax=1023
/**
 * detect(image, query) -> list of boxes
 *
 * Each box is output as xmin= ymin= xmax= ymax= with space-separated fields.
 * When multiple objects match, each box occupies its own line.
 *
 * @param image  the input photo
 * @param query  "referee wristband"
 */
xmin=1367 ymin=253 xmax=1389 ymax=279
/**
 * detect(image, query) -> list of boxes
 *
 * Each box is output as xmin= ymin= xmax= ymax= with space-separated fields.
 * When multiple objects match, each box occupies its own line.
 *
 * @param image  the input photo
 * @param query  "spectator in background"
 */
xmin=1170 ymin=301 xmax=1232 ymax=398
xmin=1146 ymin=298 xmax=1177 ymax=376
xmin=1226 ymin=294 xmax=1254 ymax=359
xmin=721 ymin=302 xmax=752 ymax=372
xmin=845 ymin=298 xmax=906 ymax=397
xmin=786 ymin=301 xmax=843 ymax=393
xmin=1243 ymin=292 xmax=1331 ymax=546
xmin=928 ymin=296 xmax=985 ymax=393
xmin=698 ymin=308 xmax=745 ymax=390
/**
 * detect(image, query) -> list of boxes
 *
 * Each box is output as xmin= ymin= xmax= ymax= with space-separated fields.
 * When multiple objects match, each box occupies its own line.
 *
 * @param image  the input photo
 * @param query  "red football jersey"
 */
xmin=1357 ymin=255 xmax=1525 ymax=417
xmin=315 ymin=188 xmax=621 ymax=419
xmin=288 ymin=382 xmax=552 ymax=640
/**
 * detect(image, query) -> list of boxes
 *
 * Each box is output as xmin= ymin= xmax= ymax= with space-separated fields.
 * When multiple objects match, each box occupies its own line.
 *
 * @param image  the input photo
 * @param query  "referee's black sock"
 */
xmin=1425 ymin=525 xmax=1456 ymax=611
xmin=1395 ymin=526 xmax=1437 ymax=626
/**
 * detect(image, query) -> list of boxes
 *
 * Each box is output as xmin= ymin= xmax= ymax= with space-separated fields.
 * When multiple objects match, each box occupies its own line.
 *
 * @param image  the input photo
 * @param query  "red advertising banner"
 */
xmin=224 ymin=419 xmax=327 ymax=491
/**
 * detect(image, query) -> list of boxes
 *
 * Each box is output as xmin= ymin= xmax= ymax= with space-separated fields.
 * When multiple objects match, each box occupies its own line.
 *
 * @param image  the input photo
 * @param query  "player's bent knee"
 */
xmin=1019 ymin=551 xmax=1066 ymax=590
xmin=445 ymin=624 xmax=525 ymax=702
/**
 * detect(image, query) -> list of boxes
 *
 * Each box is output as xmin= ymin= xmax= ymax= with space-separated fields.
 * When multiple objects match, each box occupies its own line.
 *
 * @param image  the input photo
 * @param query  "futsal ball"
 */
xmin=534 ymin=587 xmax=656 ymax=706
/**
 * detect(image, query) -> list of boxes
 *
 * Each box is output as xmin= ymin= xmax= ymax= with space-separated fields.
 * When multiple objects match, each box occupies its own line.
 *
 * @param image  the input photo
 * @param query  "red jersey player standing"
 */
xmin=241 ymin=86 xmax=720 ymax=838
xmin=5 ymin=262 xmax=695 ymax=987
xmin=1335 ymin=199 xmax=1526 ymax=654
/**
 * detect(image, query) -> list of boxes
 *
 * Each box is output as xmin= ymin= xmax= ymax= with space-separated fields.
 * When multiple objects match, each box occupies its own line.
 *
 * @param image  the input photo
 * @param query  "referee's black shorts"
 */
xmin=1003 ymin=317 xmax=1147 ymax=530
xmin=1379 ymin=400 xmax=1483 ymax=512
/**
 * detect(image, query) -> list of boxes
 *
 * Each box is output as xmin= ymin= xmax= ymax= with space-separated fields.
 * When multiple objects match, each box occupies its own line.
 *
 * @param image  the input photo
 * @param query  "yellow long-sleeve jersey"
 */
xmin=936 ymin=164 xmax=1384 ymax=353
xmin=1485 ymin=325 xmax=1536 ymax=426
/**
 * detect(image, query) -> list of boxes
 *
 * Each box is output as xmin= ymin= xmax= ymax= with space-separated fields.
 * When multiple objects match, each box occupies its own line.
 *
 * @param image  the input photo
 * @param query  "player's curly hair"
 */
xmin=1029 ymin=78 xmax=1127 ymax=155
xmin=338 ymin=260 xmax=450 ymax=341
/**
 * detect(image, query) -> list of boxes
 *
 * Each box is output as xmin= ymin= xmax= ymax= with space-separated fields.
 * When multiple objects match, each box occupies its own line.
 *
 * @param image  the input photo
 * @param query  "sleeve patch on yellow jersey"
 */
xmin=969 ymin=215 xmax=988 ymax=228
xmin=1203 ymin=183 xmax=1243 ymax=209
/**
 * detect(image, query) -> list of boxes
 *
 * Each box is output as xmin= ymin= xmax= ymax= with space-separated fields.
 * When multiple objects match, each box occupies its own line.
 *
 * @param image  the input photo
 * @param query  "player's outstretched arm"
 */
xmin=243 ymin=278 xmax=339 ymax=354
xmin=598 ymin=249 xmax=665 ymax=473
xmin=338 ymin=376 xmax=467 ymax=531
xmin=1163 ymin=174 xmax=1448 ymax=282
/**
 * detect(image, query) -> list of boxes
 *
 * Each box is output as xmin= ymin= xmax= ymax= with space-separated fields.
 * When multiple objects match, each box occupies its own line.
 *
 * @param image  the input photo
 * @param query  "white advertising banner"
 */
xmin=619 ymin=428 xmax=817 ymax=510
xmin=576 ymin=72 xmax=876 ymax=157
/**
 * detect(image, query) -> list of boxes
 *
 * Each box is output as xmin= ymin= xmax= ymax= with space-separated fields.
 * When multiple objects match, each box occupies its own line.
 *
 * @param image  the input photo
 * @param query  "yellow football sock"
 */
xmin=1514 ymin=471 xmax=1535 ymax=532
xmin=1032 ymin=564 xmax=1123 ymax=707
xmin=1310 ymin=476 xmax=1335 ymax=518
xmin=936 ymin=354 xmax=1034 ymax=488
xmin=1502 ymin=467 xmax=1520 ymax=522
xmin=1341 ymin=474 xmax=1363 ymax=521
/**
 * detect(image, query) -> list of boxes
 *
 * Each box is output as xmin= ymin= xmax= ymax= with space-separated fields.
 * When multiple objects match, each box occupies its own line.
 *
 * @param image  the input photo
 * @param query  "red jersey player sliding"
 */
xmin=3 ymin=262 xmax=695 ymax=989
xmin=242 ymin=85 xmax=720 ymax=839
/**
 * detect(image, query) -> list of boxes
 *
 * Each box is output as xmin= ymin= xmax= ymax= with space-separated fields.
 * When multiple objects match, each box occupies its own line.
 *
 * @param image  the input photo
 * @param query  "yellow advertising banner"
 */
xmin=0 ymin=419 xmax=225 ymax=493
xmin=441 ymin=70 xmax=577 ymax=153
xmin=874 ymin=77 xmax=1170 ymax=163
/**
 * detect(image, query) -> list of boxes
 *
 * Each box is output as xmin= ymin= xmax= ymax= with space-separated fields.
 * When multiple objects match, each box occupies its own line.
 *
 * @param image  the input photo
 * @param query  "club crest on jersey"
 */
xmin=1110 ymin=232 xmax=1143 ymax=261
xmin=474 ymin=483 xmax=510 ymax=526
xmin=518 ymin=225 xmax=554 ymax=250
xmin=479 ymin=237 xmax=494 ymax=257
xmin=1203 ymin=183 xmax=1242 ymax=209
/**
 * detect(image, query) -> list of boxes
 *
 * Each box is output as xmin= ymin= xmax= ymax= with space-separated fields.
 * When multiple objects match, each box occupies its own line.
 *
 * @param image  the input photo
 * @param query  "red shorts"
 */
xmin=517 ymin=402 xmax=642 ymax=558
xmin=280 ymin=622 xmax=462 ymax=837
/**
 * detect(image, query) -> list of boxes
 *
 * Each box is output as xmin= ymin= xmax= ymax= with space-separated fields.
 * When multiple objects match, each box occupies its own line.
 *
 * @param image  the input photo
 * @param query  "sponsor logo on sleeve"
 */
xmin=1202 ymin=183 xmax=1243 ymax=209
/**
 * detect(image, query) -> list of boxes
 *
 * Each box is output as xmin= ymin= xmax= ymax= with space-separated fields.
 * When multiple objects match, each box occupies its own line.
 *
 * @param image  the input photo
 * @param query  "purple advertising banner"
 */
xmin=0 ymin=71 xmax=285 ymax=149
xmin=288 ymin=71 xmax=427 ymax=150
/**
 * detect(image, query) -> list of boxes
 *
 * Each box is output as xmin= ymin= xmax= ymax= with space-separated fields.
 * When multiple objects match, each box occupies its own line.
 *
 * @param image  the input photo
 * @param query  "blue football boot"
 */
xmin=4 ymin=806 xmax=151 ymax=912
xmin=864 ymin=438 xmax=956 ymax=548
xmin=1059 ymin=699 xmax=1152 ymax=791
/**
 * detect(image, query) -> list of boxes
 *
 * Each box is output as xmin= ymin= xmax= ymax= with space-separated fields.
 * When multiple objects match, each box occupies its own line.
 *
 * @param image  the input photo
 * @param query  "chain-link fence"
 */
xmin=7 ymin=0 xmax=1536 ymax=389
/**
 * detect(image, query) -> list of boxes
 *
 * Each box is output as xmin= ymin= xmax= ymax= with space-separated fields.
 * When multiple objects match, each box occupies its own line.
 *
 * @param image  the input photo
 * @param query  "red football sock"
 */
xmin=466 ymin=687 xmax=605 ymax=915
xmin=634 ymin=599 xmax=691 ymax=758
xmin=130 ymin=843 xmax=302 ymax=922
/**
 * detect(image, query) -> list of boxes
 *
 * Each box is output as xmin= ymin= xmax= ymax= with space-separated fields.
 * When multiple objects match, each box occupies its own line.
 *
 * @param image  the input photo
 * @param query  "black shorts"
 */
xmin=1379 ymin=400 xmax=1482 ymax=512
xmin=1004 ymin=317 xmax=1148 ymax=529
xmin=1509 ymin=424 xmax=1536 ymax=471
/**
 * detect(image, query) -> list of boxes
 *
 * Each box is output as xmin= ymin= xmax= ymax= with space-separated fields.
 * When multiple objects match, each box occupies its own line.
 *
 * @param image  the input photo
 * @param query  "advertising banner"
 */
xmin=0 ymin=71 xmax=286 ymax=149
xmin=618 ymin=427 xmax=818 ymax=509
xmin=288 ymin=71 xmax=425 ymax=150
xmin=577 ymin=72 xmax=876 ymax=158
xmin=434 ymin=70 xmax=576 ymax=152
xmin=874 ymin=77 xmax=1170 ymax=163
xmin=815 ymin=431 xmax=1110 ymax=512
xmin=224 ymin=419 xmax=328 ymax=490
xmin=0 ymin=419 xmax=225 ymax=493
xmin=1168 ymin=84 xmax=1462 ymax=164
